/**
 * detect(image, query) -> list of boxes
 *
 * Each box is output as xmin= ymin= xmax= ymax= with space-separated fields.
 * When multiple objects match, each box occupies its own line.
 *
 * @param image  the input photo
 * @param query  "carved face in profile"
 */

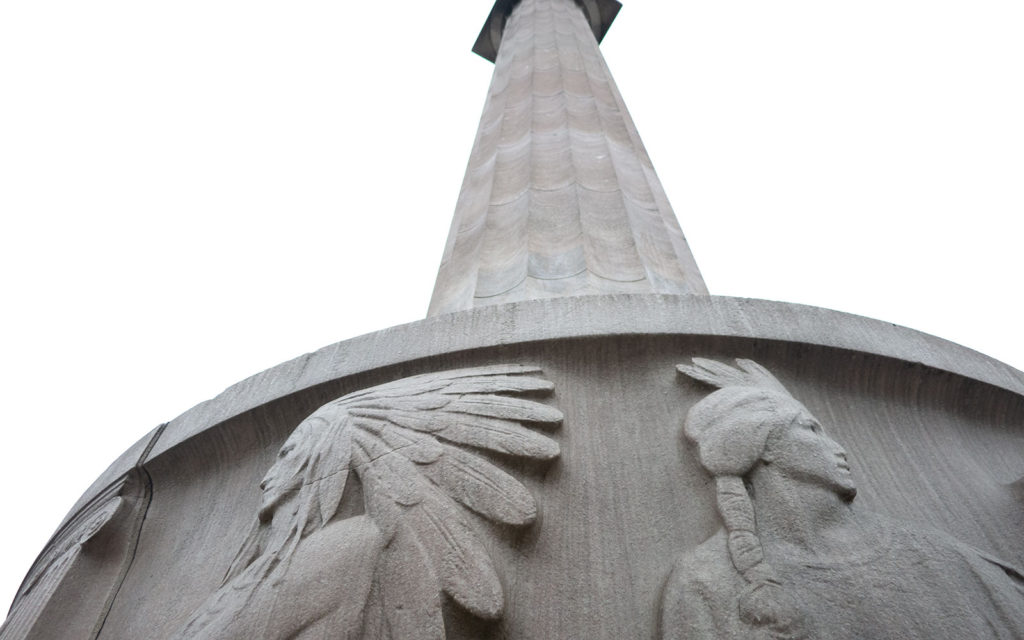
xmin=761 ymin=398 xmax=857 ymax=501
xmin=258 ymin=424 xmax=314 ymax=520
xmin=684 ymin=383 xmax=857 ymax=501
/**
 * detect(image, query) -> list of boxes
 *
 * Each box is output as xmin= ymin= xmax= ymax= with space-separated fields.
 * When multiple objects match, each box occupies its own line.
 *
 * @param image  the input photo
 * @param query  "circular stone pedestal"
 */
xmin=5 ymin=294 xmax=1024 ymax=639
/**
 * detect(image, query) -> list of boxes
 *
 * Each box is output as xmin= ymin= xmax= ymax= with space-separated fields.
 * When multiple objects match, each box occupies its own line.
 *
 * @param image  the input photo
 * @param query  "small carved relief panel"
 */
xmin=0 ymin=473 xmax=140 ymax=640
xmin=173 ymin=364 xmax=563 ymax=640
xmin=661 ymin=358 xmax=1024 ymax=639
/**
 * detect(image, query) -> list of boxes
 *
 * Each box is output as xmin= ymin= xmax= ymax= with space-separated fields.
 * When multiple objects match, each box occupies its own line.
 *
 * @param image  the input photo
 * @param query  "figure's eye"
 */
xmin=279 ymin=445 xmax=294 ymax=458
xmin=800 ymin=421 xmax=820 ymax=433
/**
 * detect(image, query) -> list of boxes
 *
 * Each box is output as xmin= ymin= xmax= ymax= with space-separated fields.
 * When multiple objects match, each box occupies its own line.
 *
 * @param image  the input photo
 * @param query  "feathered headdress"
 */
xmin=676 ymin=358 xmax=798 ymax=477
xmin=224 ymin=364 xmax=563 ymax=638
xmin=676 ymin=357 xmax=791 ymax=395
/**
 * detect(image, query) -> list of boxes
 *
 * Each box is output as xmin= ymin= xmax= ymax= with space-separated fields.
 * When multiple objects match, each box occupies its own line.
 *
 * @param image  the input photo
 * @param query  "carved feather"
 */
xmin=347 ymin=379 xmax=454 ymax=400
xmin=361 ymin=469 xmax=405 ymax=540
xmin=350 ymin=408 xmax=447 ymax=434
xmin=344 ymin=365 xmax=546 ymax=400
xmin=354 ymin=434 xmax=423 ymax=508
xmin=423 ymin=444 xmax=538 ymax=525
xmin=734 ymin=358 xmax=791 ymax=394
xmin=355 ymin=408 xmax=558 ymax=459
xmin=377 ymin=532 xmax=445 ymax=640
xmin=349 ymin=395 xmax=453 ymax=412
xmin=447 ymin=395 xmax=564 ymax=423
xmin=433 ymin=415 xmax=560 ymax=459
xmin=440 ymin=375 xmax=555 ymax=396
xmin=677 ymin=357 xmax=791 ymax=396
xmin=335 ymin=365 xmax=560 ymax=633
xmin=405 ymin=491 xmax=505 ymax=619
xmin=378 ymin=424 xmax=445 ymax=464
xmin=677 ymin=358 xmax=750 ymax=388
xmin=308 ymin=426 xmax=352 ymax=527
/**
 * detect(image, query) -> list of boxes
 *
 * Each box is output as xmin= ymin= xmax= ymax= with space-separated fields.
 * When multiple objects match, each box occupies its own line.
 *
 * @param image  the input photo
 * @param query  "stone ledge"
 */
xmin=154 ymin=294 xmax=1024 ymax=460
xmin=66 ymin=293 xmax=1024 ymax=524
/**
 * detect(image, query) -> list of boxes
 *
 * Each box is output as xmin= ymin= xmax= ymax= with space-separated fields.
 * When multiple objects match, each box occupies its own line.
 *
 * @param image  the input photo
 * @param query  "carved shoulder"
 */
xmin=272 ymin=516 xmax=386 ymax=637
xmin=668 ymin=530 xmax=734 ymax=587
xmin=660 ymin=531 xmax=742 ymax=640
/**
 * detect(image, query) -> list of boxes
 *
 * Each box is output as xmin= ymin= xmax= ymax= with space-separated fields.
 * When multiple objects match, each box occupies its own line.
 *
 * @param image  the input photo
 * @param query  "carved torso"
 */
xmin=662 ymin=513 xmax=1024 ymax=639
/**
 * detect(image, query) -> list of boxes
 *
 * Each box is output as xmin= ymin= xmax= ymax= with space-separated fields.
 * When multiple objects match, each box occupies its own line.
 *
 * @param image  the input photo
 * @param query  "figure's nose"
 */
xmin=827 ymin=437 xmax=846 ymax=456
xmin=259 ymin=478 xmax=268 ymax=490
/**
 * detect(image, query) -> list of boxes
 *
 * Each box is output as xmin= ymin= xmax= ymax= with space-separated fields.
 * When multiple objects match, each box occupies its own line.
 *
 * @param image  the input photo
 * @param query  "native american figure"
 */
xmin=661 ymin=358 xmax=1024 ymax=640
xmin=173 ymin=365 xmax=562 ymax=640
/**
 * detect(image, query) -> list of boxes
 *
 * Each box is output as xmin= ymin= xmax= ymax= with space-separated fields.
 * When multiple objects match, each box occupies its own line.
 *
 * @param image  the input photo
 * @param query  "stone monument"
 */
xmin=3 ymin=1 xmax=1023 ymax=638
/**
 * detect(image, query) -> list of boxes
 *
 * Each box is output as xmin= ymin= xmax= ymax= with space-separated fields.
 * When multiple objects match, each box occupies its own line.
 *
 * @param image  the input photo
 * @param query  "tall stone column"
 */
xmin=429 ymin=0 xmax=706 ymax=316
xmin=4 ymin=2 xmax=1024 ymax=639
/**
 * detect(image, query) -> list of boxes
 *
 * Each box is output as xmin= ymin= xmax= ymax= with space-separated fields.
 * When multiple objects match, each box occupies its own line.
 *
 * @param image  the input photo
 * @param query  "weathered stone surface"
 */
xmin=10 ymin=295 xmax=1020 ymax=639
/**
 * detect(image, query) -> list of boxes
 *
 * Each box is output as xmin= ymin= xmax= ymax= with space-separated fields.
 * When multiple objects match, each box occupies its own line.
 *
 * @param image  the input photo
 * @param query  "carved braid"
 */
xmin=716 ymin=476 xmax=766 ymax=577
xmin=716 ymin=475 xmax=807 ymax=638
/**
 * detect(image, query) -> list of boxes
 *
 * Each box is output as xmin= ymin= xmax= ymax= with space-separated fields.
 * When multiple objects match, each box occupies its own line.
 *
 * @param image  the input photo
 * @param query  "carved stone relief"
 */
xmin=172 ymin=364 xmax=563 ymax=640
xmin=661 ymin=358 xmax=1024 ymax=639
xmin=0 ymin=473 xmax=140 ymax=640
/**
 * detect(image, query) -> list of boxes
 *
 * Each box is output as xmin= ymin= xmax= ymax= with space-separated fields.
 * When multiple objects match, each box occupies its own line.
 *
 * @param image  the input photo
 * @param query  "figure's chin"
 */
xmin=839 ymin=485 xmax=857 ymax=503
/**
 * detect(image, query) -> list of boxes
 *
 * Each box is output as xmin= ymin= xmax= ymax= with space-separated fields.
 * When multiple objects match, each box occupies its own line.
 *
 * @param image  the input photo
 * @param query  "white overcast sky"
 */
xmin=1 ymin=0 xmax=1022 ymax=613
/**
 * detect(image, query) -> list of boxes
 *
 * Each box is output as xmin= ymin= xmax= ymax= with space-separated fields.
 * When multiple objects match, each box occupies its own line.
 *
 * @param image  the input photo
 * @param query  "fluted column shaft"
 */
xmin=428 ymin=0 xmax=706 ymax=317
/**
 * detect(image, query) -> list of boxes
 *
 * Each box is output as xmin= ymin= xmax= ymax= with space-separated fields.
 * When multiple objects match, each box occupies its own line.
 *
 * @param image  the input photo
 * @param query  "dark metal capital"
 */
xmin=472 ymin=0 xmax=622 ymax=63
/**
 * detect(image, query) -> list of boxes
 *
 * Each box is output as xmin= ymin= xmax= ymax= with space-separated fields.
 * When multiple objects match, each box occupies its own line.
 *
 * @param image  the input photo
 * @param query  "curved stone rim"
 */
xmin=69 ymin=293 xmax=1024 ymax=524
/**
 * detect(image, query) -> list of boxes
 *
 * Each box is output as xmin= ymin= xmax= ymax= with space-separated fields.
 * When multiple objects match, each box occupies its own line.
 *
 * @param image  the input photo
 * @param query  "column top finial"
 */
xmin=472 ymin=0 xmax=622 ymax=62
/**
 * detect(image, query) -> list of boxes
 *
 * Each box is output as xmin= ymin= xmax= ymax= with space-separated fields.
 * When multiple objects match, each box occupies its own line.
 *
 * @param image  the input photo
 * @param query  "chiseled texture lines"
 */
xmin=0 ymin=549 xmax=78 ymax=640
xmin=428 ymin=0 xmax=707 ymax=317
